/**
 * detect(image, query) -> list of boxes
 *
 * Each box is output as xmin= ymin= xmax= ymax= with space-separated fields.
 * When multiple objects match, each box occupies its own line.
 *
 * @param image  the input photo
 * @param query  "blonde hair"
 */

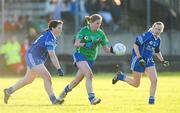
xmin=85 ymin=14 xmax=102 ymax=25
xmin=148 ymin=21 xmax=164 ymax=32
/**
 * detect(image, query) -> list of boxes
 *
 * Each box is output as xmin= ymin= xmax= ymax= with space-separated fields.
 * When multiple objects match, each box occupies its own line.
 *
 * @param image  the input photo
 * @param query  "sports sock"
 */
xmin=64 ymin=85 xmax=71 ymax=93
xmin=149 ymin=96 xmax=154 ymax=99
xmin=49 ymin=94 xmax=56 ymax=104
xmin=88 ymin=93 xmax=95 ymax=102
xmin=7 ymin=87 xmax=14 ymax=94
xmin=117 ymin=73 xmax=126 ymax=81
xmin=149 ymin=96 xmax=155 ymax=104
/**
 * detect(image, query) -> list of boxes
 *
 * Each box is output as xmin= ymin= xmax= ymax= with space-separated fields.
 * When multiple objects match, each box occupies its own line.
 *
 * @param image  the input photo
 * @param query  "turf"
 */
xmin=0 ymin=72 xmax=180 ymax=113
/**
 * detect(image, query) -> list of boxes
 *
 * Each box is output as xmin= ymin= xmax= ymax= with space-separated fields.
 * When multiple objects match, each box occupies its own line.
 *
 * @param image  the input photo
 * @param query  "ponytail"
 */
xmin=84 ymin=14 xmax=102 ymax=25
xmin=85 ymin=16 xmax=91 ymax=25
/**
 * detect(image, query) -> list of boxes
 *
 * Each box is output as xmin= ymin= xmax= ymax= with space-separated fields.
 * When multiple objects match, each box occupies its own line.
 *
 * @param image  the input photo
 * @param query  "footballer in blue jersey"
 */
xmin=112 ymin=22 xmax=169 ymax=104
xmin=4 ymin=20 xmax=65 ymax=105
xmin=131 ymin=31 xmax=161 ymax=72
xmin=26 ymin=30 xmax=57 ymax=68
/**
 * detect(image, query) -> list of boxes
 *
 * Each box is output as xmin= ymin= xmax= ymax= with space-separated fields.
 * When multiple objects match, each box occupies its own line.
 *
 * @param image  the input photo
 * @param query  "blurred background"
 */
xmin=0 ymin=0 xmax=180 ymax=75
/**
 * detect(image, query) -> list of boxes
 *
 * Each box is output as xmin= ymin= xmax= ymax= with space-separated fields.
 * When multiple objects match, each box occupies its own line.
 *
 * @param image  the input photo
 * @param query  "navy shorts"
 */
xmin=73 ymin=52 xmax=94 ymax=69
xmin=130 ymin=55 xmax=155 ymax=73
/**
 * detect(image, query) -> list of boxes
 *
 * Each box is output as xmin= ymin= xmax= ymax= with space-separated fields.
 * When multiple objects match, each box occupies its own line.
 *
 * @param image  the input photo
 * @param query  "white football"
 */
xmin=113 ymin=43 xmax=126 ymax=56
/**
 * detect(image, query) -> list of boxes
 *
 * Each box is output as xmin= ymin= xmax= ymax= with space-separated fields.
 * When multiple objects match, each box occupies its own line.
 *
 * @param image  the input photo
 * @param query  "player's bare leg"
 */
xmin=4 ymin=67 xmax=37 ymax=104
xmin=145 ymin=66 xmax=157 ymax=104
xmin=76 ymin=61 xmax=101 ymax=105
xmin=33 ymin=64 xmax=57 ymax=104
xmin=58 ymin=61 xmax=101 ymax=105
xmin=58 ymin=70 xmax=84 ymax=103
xmin=124 ymin=71 xmax=142 ymax=87
xmin=112 ymin=70 xmax=142 ymax=88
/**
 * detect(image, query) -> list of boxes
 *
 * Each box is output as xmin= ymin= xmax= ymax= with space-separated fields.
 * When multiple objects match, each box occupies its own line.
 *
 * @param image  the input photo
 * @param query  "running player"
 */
xmin=3 ymin=20 xmax=64 ymax=104
xmin=112 ymin=21 xmax=169 ymax=104
xmin=57 ymin=14 xmax=115 ymax=105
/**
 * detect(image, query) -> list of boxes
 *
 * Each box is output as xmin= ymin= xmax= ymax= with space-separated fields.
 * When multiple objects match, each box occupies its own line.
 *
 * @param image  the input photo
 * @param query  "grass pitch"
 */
xmin=0 ymin=72 xmax=180 ymax=113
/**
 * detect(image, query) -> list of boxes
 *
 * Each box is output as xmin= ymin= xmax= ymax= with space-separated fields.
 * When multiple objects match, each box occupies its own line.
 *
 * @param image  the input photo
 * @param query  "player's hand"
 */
xmin=57 ymin=68 xmax=64 ymax=76
xmin=138 ymin=57 xmax=146 ymax=67
xmin=162 ymin=60 xmax=169 ymax=67
xmin=84 ymin=42 xmax=94 ymax=48
xmin=110 ymin=46 xmax=115 ymax=54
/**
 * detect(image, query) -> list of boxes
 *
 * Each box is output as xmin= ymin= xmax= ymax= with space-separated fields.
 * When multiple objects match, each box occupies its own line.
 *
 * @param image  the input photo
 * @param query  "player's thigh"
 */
xmin=76 ymin=61 xmax=93 ymax=78
xmin=23 ymin=66 xmax=37 ymax=81
xmin=74 ymin=69 xmax=84 ymax=82
xmin=132 ymin=71 xmax=142 ymax=83
xmin=145 ymin=66 xmax=157 ymax=82
xmin=32 ymin=64 xmax=51 ymax=80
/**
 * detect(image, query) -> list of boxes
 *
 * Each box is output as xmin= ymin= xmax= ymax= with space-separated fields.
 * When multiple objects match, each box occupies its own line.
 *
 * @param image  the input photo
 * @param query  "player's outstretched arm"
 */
xmin=133 ymin=44 xmax=141 ymax=58
xmin=102 ymin=45 xmax=114 ymax=54
xmin=155 ymin=52 xmax=169 ymax=67
xmin=48 ymin=51 xmax=65 ymax=74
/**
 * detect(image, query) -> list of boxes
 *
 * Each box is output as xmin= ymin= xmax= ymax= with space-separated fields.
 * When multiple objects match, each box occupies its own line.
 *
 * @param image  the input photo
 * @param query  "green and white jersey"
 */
xmin=75 ymin=25 xmax=109 ymax=60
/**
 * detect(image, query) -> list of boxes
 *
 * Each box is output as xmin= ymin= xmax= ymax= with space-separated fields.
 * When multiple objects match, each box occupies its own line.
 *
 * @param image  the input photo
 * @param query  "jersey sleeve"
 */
xmin=135 ymin=32 xmax=152 ymax=46
xmin=45 ymin=34 xmax=57 ymax=51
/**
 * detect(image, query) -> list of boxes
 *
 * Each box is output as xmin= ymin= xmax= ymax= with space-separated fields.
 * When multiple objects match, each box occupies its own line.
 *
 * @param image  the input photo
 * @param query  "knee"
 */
xmin=132 ymin=80 xmax=140 ymax=88
xmin=86 ymin=73 xmax=93 ymax=80
xmin=134 ymin=82 xmax=140 ymax=88
xmin=151 ymin=79 xmax=157 ymax=85
xmin=43 ymin=75 xmax=52 ymax=82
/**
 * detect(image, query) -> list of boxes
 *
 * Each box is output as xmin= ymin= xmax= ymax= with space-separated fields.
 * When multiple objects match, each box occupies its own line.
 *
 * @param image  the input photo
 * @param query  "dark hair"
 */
xmin=48 ymin=20 xmax=63 ymax=30
xmin=85 ymin=14 xmax=102 ymax=25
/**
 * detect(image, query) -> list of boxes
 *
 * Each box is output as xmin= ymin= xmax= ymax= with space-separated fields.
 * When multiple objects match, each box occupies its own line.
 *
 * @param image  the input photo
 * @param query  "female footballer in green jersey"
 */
xmin=57 ymin=14 xmax=115 ymax=105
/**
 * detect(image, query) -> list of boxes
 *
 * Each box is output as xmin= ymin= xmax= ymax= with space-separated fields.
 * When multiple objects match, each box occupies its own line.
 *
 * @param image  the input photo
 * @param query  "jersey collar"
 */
xmin=50 ymin=31 xmax=57 ymax=40
xmin=150 ymin=31 xmax=159 ymax=40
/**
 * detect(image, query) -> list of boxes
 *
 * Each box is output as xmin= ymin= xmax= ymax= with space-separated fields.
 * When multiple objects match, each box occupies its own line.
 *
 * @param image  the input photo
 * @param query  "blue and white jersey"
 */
xmin=26 ymin=31 xmax=57 ymax=68
xmin=132 ymin=31 xmax=161 ymax=59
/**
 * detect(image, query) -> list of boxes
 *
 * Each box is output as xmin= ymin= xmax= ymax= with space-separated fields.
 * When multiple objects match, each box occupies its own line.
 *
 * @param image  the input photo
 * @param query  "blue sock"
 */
xmin=64 ymin=85 xmax=71 ymax=93
xmin=88 ymin=93 xmax=95 ymax=102
xmin=149 ymin=96 xmax=154 ymax=99
xmin=149 ymin=96 xmax=155 ymax=104
xmin=7 ymin=87 xmax=14 ymax=94
xmin=49 ymin=94 xmax=56 ymax=104
xmin=117 ymin=73 xmax=125 ymax=81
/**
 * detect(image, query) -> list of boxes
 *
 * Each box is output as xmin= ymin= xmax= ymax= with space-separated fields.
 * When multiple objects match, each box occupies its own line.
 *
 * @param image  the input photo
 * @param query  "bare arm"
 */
xmin=48 ymin=51 xmax=61 ymax=69
xmin=102 ymin=45 xmax=112 ymax=53
xmin=155 ymin=52 xmax=164 ymax=62
xmin=133 ymin=44 xmax=141 ymax=58
xmin=74 ymin=39 xmax=85 ymax=47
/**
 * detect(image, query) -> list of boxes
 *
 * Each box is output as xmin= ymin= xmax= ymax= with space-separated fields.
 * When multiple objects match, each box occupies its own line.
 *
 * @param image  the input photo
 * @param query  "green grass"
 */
xmin=0 ymin=72 xmax=180 ymax=113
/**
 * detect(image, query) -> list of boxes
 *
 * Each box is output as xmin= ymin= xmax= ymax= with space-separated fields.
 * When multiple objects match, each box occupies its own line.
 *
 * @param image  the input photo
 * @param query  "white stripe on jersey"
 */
xmin=28 ymin=53 xmax=36 ymax=67
xmin=72 ymin=53 xmax=76 ymax=65
xmin=131 ymin=56 xmax=138 ymax=70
